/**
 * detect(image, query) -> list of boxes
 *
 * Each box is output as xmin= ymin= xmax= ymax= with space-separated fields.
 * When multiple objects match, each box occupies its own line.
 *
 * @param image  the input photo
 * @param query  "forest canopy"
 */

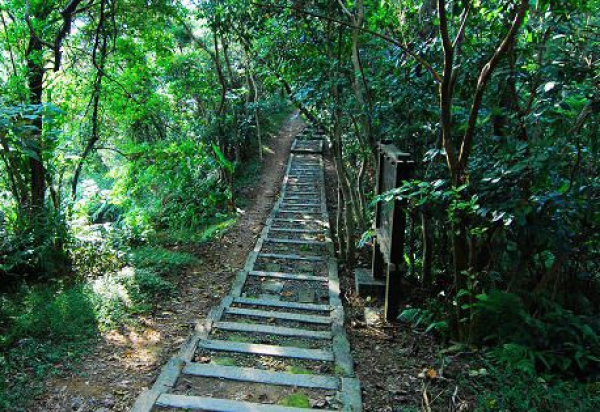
xmin=0 ymin=0 xmax=599 ymax=410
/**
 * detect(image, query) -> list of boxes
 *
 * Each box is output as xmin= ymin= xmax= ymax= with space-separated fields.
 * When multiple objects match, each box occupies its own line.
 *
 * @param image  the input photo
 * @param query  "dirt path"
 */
xmin=33 ymin=112 xmax=304 ymax=412
xmin=129 ymin=121 xmax=360 ymax=411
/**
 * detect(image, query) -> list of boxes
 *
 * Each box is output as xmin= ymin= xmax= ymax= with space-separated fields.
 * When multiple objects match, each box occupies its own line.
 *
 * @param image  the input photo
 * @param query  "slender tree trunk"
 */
xmin=72 ymin=0 xmax=110 ymax=197
xmin=330 ymin=25 xmax=356 ymax=266
xmin=356 ymin=158 xmax=366 ymax=217
xmin=347 ymin=0 xmax=375 ymax=155
xmin=249 ymin=71 xmax=263 ymax=162
xmin=26 ymin=34 xmax=46 ymax=216
xmin=336 ymin=186 xmax=347 ymax=262
xmin=421 ymin=211 xmax=433 ymax=287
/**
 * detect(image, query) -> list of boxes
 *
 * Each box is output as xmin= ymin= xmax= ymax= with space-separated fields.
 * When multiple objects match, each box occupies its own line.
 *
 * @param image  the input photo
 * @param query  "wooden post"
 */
xmin=368 ymin=142 xmax=413 ymax=322
xmin=372 ymin=145 xmax=385 ymax=280
xmin=384 ymin=155 xmax=413 ymax=321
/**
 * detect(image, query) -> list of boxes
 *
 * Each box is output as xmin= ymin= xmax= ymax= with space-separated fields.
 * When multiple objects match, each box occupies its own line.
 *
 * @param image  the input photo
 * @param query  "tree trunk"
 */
xmin=348 ymin=0 xmax=376 ymax=155
xmin=421 ymin=211 xmax=433 ymax=287
xmin=26 ymin=34 xmax=47 ymax=216
xmin=249 ymin=72 xmax=263 ymax=162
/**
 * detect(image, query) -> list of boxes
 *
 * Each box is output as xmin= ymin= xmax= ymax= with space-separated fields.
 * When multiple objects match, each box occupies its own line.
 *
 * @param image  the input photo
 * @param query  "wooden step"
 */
xmin=182 ymin=363 xmax=339 ymax=390
xmin=282 ymin=196 xmax=321 ymax=200
xmin=198 ymin=339 xmax=335 ymax=361
xmin=249 ymin=270 xmax=328 ymax=282
xmin=257 ymin=252 xmax=326 ymax=262
xmin=277 ymin=210 xmax=322 ymax=215
xmin=285 ymin=182 xmax=319 ymax=186
xmin=156 ymin=394 xmax=334 ymax=411
xmin=225 ymin=307 xmax=332 ymax=324
xmin=292 ymin=148 xmax=324 ymax=155
xmin=215 ymin=321 xmax=332 ymax=339
xmin=273 ymin=218 xmax=326 ymax=223
xmin=233 ymin=297 xmax=331 ymax=312
xmin=269 ymin=228 xmax=325 ymax=234
xmin=280 ymin=203 xmax=322 ymax=208
xmin=283 ymin=192 xmax=321 ymax=197
xmin=264 ymin=238 xmax=327 ymax=246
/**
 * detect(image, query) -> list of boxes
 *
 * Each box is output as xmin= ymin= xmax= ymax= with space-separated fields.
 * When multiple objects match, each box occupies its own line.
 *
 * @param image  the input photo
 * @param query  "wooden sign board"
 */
xmin=372 ymin=143 xmax=414 ymax=321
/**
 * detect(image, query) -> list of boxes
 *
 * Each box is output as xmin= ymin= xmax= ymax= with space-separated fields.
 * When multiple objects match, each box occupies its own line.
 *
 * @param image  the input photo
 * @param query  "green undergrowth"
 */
xmin=469 ymin=364 xmax=600 ymax=411
xmin=0 ymin=106 xmax=290 ymax=410
xmin=128 ymin=245 xmax=199 ymax=274
xmin=236 ymin=159 xmax=262 ymax=197
xmin=0 ymin=284 xmax=98 ymax=409
xmin=150 ymin=215 xmax=237 ymax=246
xmin=0 ymin=243 xmax=197 ymax=410
xmin=279 ymin=393 xmax=310 ymax=408
xmin=213 ymin=356 xmax=237 ymax=366
xmin=400 ymin=289 xmax=600 ymax=410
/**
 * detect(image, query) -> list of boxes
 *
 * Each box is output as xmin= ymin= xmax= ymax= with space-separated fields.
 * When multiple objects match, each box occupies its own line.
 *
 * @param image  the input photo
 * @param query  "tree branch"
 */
xmin=458 ymin=0 xmax=529 ymax=172
xmin=253 ymin=1 xmax=442 ymax=83
xmin=438 ymin=0 xmax=458 ymax=175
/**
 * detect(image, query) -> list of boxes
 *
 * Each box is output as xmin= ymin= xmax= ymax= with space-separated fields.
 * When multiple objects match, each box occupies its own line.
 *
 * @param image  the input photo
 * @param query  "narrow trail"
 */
xmin=34 ymin=113 xmax=303 ymax=412
xmin=131 ymin=127 xmax=362 ymax=411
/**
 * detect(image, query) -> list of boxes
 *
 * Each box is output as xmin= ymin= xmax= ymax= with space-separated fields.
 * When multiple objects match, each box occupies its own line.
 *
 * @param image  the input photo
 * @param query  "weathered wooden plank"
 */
xmin=257 ymin=252 xmax=326 ymax=262
xmin=233 ymin=297 xmax=331 ymax=312
xmin=225 ymin=307 xmax=332 ymax=324
xmin=182 ymin=363 xmax=339 ymax=390
xmin=230 ymin=270 xmax=249 ymax=297
xmin=198 ymin=339 xmax=335 ymax=361
xmin=280 ymin=203 xmax=322 ymax=208
xmin=269 ymin=228 xmax=325 ymax=234
xmin=215 ymin=321 xmax=332 ymax=339
xmin=153 ymin=358 xmax=184 ymax=390
xmin=277 ymin=210 xmax=323 ymax=215
xmin=249 ymin=270 xmax=328 ymax=282
xmin=282 ymin=195 xmax=321 ymax=200
xmin=341 ymin=378 xmax=363 ymax=412
xmin=273 ymin=218 xmax=327 ymax=224
xmin=156 ymin=394 xmax=334 ymax=411
xmin=277 ymin=208 xmax=323 ymax=217
xmin=284 ymin=190 xmax=320 ymax=194
xmin=129 ymin=389 xmax=161 ymax=412
xmin=265 ymin=238 xmax=327 ymax=246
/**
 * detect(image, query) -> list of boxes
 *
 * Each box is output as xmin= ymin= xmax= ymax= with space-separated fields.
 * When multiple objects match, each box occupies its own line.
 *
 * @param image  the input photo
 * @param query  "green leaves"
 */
xmin=212 ymin=143 xmax=235 ymax=174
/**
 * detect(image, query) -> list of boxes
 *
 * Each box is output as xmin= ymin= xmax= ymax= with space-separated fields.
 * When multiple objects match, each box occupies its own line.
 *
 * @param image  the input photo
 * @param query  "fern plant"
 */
xmin=470 ymin=291 xmax=600 ymax=375
xmin=399 ymin=307 xmax=449 ymax=334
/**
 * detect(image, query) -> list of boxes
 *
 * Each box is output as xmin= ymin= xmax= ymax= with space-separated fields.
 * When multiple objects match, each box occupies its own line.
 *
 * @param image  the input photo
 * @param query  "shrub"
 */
xmin=0 ymin=285 xmax=99 ymax=408
xmin=471 ymin=364 xmax=600 ymax=411
xmin=471 ymin=291 xmax=600 ymax=376
xmin=0 ymin=285 xmax=98 ymax=350
xmin=129 ymin=246 xmax=198 ymax=275
xmin=90 ymin=266 xmax=175 ymax=328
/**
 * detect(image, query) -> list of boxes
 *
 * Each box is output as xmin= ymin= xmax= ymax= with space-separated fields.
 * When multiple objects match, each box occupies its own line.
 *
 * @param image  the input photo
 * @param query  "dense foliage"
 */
xmin=0 ymin=0 xmax=598 ymax=409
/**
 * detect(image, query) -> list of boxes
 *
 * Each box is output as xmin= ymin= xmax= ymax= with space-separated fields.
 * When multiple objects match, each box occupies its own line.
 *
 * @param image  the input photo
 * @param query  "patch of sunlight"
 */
xmin=91 ymin=268 xmax=135 ymax=307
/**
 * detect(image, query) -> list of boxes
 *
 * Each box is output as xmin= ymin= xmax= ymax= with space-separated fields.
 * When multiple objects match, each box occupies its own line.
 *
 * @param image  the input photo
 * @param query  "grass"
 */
xmin=128 ymin=245 xmax=199 ymax=273
xmin=0 ymin=284 xmax=98 ymax=409
xmin=150 ymin=215 xmax=237 ymax=246
xmin=0 ymin=243 xmax=196 ymax=410
xmin=286 ymin=365 xmax=312 ymax=375
xmin=213 ymin=356 xmax=238 ymax=366
xmin=279 ymin=393 xmax=310 ymax=408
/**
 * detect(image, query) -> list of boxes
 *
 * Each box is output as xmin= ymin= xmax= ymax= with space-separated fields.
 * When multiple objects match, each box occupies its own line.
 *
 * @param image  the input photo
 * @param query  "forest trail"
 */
xmin=130 ymin=125 xmax=361 ymax=411
xmin=34 ymin=113 xmax=304 ymax=411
